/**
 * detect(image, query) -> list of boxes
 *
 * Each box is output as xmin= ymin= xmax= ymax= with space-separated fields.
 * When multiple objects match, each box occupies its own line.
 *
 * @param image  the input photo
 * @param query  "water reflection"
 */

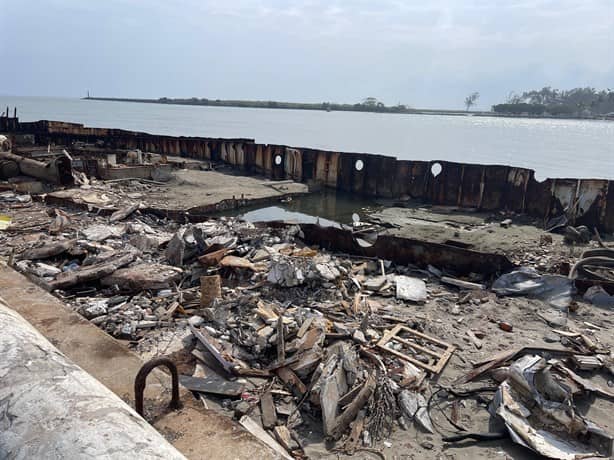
xmin=227 ymin=190 xmax=381 ymax=226
xmin=240 ymin=206 xmax=341 ymax=227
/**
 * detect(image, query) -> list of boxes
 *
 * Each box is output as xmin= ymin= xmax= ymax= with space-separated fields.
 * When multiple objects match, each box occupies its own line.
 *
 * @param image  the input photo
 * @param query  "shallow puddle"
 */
xmin=221 ymin=189 xmax=382 ymax=226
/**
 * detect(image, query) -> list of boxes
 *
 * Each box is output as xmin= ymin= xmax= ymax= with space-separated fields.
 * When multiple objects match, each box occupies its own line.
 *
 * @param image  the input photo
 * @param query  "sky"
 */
xmin=0 ymin=0 xmax=613 ymax=109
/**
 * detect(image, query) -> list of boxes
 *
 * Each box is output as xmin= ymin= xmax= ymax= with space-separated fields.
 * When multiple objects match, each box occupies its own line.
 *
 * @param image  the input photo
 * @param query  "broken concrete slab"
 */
xmin=128 ymin=233 xmax=171 ymax=252
xmin=398 ymin=390 xmax=434 ymax=433
xmin=363 ymin=276 xmax=387 ymax=292
xmin=395 ymin=275 xmax=427 ymax=302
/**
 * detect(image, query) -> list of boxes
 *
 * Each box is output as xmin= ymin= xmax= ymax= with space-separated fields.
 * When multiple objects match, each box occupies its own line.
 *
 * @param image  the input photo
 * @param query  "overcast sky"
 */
xmin=1 ymin=0 xmax=612 ymax=109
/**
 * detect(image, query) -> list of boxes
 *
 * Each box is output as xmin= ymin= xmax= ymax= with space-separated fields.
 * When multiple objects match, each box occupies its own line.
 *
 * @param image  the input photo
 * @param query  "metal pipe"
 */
xmin=0 ymin=297 xmax=186 ymax=459
xmin=0 ymin=160 xmax=19 ymax=178
xmin=0 ymin=151 xmax=73 ymax=185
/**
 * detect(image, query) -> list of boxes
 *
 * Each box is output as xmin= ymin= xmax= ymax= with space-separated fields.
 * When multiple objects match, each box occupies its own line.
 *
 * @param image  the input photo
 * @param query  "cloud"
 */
xmin=1 ymin=0 xmax=612 ymax=108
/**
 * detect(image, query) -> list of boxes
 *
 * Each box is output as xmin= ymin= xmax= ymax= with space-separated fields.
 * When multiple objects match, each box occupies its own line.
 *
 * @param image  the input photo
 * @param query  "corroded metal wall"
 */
xmin=3 ymin=117 xmax=613 ymax=232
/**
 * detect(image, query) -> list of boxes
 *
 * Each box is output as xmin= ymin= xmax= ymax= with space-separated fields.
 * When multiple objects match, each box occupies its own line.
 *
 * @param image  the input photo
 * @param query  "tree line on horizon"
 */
xmin=89 ymin=87 xmax=614 ymax=118
xmin=492 ymin=87 xmax=614 ymax=116
xmin=155 ymin=96 xmax=417 ymax=114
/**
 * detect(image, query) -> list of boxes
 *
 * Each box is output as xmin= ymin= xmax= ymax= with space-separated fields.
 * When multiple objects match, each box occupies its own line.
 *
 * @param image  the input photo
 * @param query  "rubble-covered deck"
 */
xmin=45 ymin=168 xmax=308 ymax=220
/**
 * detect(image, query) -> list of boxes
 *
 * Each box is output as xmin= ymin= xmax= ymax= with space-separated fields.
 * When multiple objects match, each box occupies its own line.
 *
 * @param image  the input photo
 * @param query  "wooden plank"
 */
xmin=296 ymin=316 xmax=313 ymax=338
xmin=273 ymin=426 xmax=299 ymax=452
xmin=330 ymin=374 xmax=376 ymax=440
xmin=376 ymin=345 xmax=439 ymax=373
xmin=391 ymin=336 xmax=442 ymax=358
xmin=276 ymin=367 xmax=307 ymax=395
xmin=338 ymin=384 xmax=362 ymax=408
xmin=397 ymin=325 xmax=451 ymax=349
xmin=190 ymin=325 xmax=238 ymax=375
xmin=239 ymin=416 xmax=293 ymax=460
xmin=344 ymin=411 xmax=365 ymax=455
xmin=434 ymin=346 xmax=456 ymax=374
xmin=179 ymin=374 xmax=244 ymax=397
xmin=440 ymin=276 xmax=485 ymax=290
xmin=321 ymin=368 xmax=341 ymax=437
xmin=234 ymin=367 xmax=272 ymax=378
xmin=260 ymin=391 xmax=277 ymax=429
xmin=289 ymin=350 xmax=322 ymax=374
xmin=161 ymin=301 xmax=180 ymax=320
xmin=277 ymin=316 xmax=285 ymax=363
xmin=459 ymin=346 xmax=578 ymax=384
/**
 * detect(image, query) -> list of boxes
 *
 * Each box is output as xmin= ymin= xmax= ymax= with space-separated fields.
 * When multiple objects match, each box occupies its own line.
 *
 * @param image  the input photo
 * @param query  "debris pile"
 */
xmin=491 ymin=355 xmax=613 ymax=459
xmin=2 ymin=183 xmax=614 ymax=459
xmin=0 ymin=193 xmax=461 ymax=454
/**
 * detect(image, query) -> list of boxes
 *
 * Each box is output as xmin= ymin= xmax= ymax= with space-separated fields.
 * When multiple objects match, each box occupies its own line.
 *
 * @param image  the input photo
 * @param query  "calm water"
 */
xmin=1 ymin=96 xmax=613 ymax=180
xmin=224 ymin=189 xmax=381 ymax=225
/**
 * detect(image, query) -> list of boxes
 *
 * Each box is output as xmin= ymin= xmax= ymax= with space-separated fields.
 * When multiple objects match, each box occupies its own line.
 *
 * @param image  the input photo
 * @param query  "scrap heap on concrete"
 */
xmin=1 ymin=114 xmax=614 ymax=459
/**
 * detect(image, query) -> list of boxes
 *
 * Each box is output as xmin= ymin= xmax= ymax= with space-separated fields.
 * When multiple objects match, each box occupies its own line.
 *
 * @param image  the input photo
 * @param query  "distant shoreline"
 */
xmin=82 ymin=96 xmax=613 ymax=121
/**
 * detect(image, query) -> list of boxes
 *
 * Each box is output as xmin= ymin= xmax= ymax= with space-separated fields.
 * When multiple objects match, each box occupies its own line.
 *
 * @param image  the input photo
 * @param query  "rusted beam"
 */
xmin=299 ymin=223 xmax=513 ymax=275
xmin=6 ymin=117 xmax=614 ymax=233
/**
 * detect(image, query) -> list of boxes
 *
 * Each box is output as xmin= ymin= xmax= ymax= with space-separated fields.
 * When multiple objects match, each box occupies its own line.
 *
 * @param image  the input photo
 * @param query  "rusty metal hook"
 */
xmin=134 ymin=357 xmax=182 ymax=417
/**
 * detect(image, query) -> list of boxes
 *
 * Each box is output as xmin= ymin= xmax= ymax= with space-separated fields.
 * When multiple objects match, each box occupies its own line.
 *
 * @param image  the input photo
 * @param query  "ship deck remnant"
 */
xmin=1 ymin=114 xmax=611 ymax=233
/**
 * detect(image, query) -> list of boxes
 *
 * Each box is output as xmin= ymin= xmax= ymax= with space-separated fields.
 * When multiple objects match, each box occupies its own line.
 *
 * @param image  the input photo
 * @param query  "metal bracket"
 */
xmin=134 ymin=357 xmax=182 ymax=417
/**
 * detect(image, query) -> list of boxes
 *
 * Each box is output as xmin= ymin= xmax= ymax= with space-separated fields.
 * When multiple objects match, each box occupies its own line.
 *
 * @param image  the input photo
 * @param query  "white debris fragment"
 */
xmin=268 ymin=256 xmax=306 ymax=287
xmin=395 ymin=275 xmax=427 ymax=302
xmin=82 ymin=224 xmax=126 ymax=242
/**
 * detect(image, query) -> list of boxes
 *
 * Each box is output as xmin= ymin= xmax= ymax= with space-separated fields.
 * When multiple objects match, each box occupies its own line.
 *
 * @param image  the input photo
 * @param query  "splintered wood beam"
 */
xmin=260 ymin=391 xmax=277 ymax=429
xmin=329 ymin=374 xmax=376 ymax=440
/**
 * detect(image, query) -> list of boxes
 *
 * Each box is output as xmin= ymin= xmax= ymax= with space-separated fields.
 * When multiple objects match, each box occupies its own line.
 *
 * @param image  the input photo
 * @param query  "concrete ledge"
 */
xmin=0 ymin=298 xmax=186 ymax=459
xmin=0 ymin=265 xmax=160 ymax=402
xmin=0 ymin=265 xmax=277 ymax=459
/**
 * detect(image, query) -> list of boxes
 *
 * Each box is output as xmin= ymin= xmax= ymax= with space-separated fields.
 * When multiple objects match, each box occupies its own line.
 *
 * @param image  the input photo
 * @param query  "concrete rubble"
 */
xmin=3 ymin=187 xmax=614 ymax=459
xmin=1 ymin=122 xmax=614 ymax=459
